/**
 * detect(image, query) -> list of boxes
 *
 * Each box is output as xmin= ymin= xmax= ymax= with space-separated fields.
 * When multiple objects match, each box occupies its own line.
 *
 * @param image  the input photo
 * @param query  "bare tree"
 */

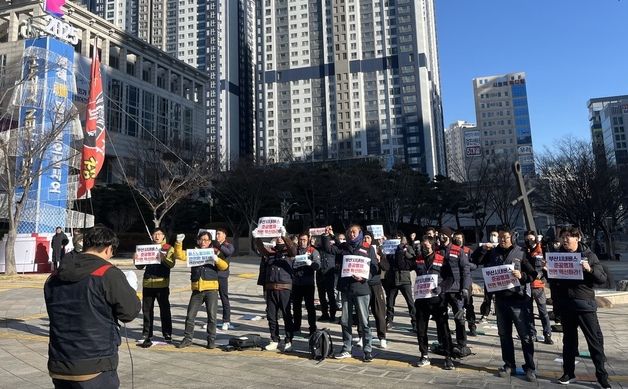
xmin=535 ymin=138 xmax=628 ymax=258
xmin=128 ymin=143 xmax=212 ymax=232
xmin=0 ymin=51 xmax=79 ymax=275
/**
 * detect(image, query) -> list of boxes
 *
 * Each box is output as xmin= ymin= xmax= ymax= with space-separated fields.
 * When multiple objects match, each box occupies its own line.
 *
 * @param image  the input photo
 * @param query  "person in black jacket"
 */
xmin=254 ymin=227 xmax=297 ymax=352
xmin=292 ymin=232 xmax=321 ymax=335
xmin=216 ymin=228 xmax=236 ymax=331
xmin=439 ymin=228 xmax=471 ymax=351
xmin=553 ymin=227 xmax=610 ymax=389
xmin=321 ymin=225 xmax=378 ymax=362
xmin=316 ymin=235 xmax=337 ymax=322
xmin=386 ymin=236 xmax=417 ymax=333
xmin=478 ymin=230 xmax=538 ymax=383
xmin=414 ymin=235 xmax=455 ymax=370
xmin=45 ymin=225 xmax=141 ymax=389
xmin=363 ymin=233 xmax=387 ymax=348
xmin=51 ymin=227 xmax=69 ymax=271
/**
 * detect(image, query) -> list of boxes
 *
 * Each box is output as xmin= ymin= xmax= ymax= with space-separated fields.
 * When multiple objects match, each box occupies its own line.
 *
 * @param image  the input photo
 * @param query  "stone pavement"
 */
xmin=1 ymin=257 xmax=627 ymax=389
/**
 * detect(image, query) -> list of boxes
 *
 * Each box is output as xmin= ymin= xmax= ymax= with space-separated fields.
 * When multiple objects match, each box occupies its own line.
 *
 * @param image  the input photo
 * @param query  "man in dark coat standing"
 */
xmin=51 ymin=227 xmax=68 ymax=271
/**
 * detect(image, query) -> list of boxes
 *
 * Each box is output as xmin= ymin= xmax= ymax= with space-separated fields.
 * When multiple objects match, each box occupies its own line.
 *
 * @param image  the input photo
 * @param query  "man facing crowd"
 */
xmin=45 ymin=225 xmax=141 ymax=389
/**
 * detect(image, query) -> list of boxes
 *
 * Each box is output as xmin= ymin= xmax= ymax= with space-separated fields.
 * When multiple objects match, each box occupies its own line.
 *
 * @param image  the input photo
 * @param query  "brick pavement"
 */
xmin=0 ymin=257 xmax=627 ymax=388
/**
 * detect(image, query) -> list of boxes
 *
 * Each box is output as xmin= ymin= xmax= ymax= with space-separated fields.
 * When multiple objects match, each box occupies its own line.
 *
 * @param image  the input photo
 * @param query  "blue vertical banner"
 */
xmin=14 ymin=37 xmax=76 ymax=233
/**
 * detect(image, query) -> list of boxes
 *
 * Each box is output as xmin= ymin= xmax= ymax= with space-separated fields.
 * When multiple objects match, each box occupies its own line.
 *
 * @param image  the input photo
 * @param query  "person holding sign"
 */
xmin=292 ymin=233 xmax=321 ymax=336
xmin=134 ymin=228 xmax=176 ymax=348
xmin=320 ymin=225 xmax=378 ymax=363
xmin=479 ymin=230 xmax=538 ymax=383
xmin=175 ymin=231 xmax=229 ymax=349
xmin=552 ymin=227 xmax=610 ymax=389
xmin=413 ymin=235 xmax=455 ymax=370
xmin=254 ymin=226 xmax=297 ymax=352
xmin=386 ymin=235 xmax=416 ymax=335
xmin=523 ymin=231 xmax=553 ymax=345
xmin=316 ymin=234 xmax=338 ymax=323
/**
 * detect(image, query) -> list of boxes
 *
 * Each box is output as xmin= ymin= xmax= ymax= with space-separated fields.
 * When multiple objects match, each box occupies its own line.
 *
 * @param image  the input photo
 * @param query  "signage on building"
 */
xmin=464 ymin=130 xmax=481 ymax=157
xmin=19 ymin=15 xmax=79 ymax=46
xmin=14 ymin=38 xmax=76 ymax=233
xmin=517 ymin=145 xmax=532 ymax=155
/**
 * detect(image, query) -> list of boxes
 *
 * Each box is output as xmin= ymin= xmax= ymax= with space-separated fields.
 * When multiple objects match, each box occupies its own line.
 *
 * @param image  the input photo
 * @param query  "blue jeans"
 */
xmin=495 ymin=296 xmax=536 ymax=371
xmin=340 ymin=293 xmax=372 ymax=353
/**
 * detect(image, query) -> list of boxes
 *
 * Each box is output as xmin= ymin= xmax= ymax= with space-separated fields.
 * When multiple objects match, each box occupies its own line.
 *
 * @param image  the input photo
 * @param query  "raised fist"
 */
xmin=176 ymin=234 xmax=185 ymax=242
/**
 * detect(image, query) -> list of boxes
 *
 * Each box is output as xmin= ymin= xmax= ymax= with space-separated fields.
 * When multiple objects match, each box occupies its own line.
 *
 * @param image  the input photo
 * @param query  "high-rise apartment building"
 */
xmin=444 ymin=120 xmax=479 ymax=182
xmin=473 ymin=72 xmax=535 ymax=176
xmin=588 ymin=95 xmax=628 ymax=167
xmin=254 ymin=0 xmax=445 ymax=176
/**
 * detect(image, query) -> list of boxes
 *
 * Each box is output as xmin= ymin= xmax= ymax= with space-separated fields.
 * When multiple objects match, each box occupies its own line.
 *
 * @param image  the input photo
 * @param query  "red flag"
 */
xmin=77 ymin=43 xmax=106 ymax=199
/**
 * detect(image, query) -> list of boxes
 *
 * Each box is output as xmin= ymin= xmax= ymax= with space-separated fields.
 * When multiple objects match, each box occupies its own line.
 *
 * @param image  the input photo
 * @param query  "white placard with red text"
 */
xmin=256 ymin=217 xmax=284 ymax=238
xmin=309 ymin=227 xmax=326 ymax=236
xmin=134 ymin=244 xmax=162 ymax=265
xmin=482 ymin=264 xmax=520 ymax=292
xmin=414 ymin=274 xmax=438 ymax=299
xmin=341 ymin=255 xmax=371 ymax=279
xmin=546 ymin=252 xmax=583 ymax=280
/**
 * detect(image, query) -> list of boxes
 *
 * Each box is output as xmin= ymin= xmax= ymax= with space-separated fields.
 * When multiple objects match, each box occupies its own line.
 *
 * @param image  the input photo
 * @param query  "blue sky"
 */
xmin=436 ymin=0 xmax=628 ymax=153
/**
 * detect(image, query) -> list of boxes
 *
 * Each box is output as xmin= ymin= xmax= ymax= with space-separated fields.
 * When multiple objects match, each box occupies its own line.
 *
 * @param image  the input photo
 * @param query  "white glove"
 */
xmin=279 ymin=226 xmax=287 ymax=236
xmin=252 ymin=228 xmax=260 ymax=238
xmin=305 ymin=259 xmax=313 ymax=266
xmin=123 ymin=270 xmax=138 ymax=291
xmin=176 ymin=233 xmax=185 ymax=242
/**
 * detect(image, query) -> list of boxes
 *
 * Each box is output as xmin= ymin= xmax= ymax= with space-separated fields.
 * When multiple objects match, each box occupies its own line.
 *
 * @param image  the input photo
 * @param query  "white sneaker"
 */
xmin=283 ymin=342 xmax=292 ymax=352
xmin=379 ymin=338 xmax=388 ymax=349
xmin=356 ymin=338 xmax=363 ymax=348
xmin=264 ymin=341 xmax=279 ymax=351
xmin=222 ymin=322 xmax=230 ymax=331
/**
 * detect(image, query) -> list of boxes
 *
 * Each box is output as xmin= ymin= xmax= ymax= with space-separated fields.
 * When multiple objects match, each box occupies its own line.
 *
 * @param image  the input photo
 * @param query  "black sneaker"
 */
xmin=497 ymin=366 xmax=513 ymax=378
xmin=468 ymin=327 xmax=477 ymax=337
xmin=206 ymin=339 xmax=216 ymax=349
xmin=598 ymin=377 xmax=611 ymax=389
xmin=558 ymin=374 xmax=575 ymax=385
xmin=544 ymin=335 xmax=554 ymax=345
xmin=363 ymin=352 xmax=373 ymax=362
xmin=164 ymin=335 xmax=172 ymax=343
xmin=444 ymin=358 xmax=455 ymax=370
xmin=139 ymin=338 xmax=152 ymax=348
xmin=525 ymin=369 xmax=537 ymax=383
xmin=176 ymin=338 xmax=193 ymax=349
xmin=416 ymin=355 xmax=430 ymax=367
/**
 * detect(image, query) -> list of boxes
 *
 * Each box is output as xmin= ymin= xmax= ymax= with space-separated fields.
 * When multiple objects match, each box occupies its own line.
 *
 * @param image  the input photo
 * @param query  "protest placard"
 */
xmin=134 ymin=244 xmax=162 ymax=265
xmin=482 ymin=264 xmax=520 ymax=292
xmin=186 ymin=248 xmax=216 ymax=267
xmin=382 ymin=239 xmax=401 ymax=255
xmin=293 ymin=254 xmax=310 ymax=269
xmin=367 ymin=225 xmax=385 ymax=239
xmin=341 ymin=255 xmax=371 ymax=279
xmin=255 ymin=217 xmax=284 ymax=238
xmin=414 ymin=274 xmax=438 ymax=299
xmin=546 ymin=252 xmax=583 ymax=280
xmin=198 ymin=228 xmax=217 ymax=240
xmin=308 ymin=227 xmax=326 ymax=236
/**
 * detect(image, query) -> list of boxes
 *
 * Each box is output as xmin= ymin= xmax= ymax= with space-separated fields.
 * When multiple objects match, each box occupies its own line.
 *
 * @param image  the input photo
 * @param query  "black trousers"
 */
xmin=465 ymin=293 xmax=477 ymax=330
xmin=292 ymin=284 xmax=317 ymax=333
xmin=445 ymin=293 xmax=467 ymax=347
xmin=415 ymin=298 xmax=452 ymax=357
xmin=385 ymin=282 xmax=416 ymax=326
xmin=495 ymin=297 xmax=535 ymax=371
xmin=183 ymin=290 xmax=218 ymax=342
xmin=53 ymin=370 xmax=119 ymax=389
xmin=561 ymin=308 xmax=608 ymax=381
xmin=369 ymin=283 xmax=387 ymax=340
xmin=142 ymin=287 xmax=172 ymax=339
xmin=316 ymin=271 xmax=337 ymax=318
xmin=218 ymin=276 xmax=231 ymax=323
xmin=266 ymin=289 xmax=294 ymax=342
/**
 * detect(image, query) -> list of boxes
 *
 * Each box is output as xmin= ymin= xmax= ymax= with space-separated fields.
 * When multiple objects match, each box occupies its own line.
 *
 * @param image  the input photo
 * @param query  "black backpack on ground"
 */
xmin=309 ymin=328 xmax=334 ymax=360
xmin=228 ymin=334 xmax=262 ymax=350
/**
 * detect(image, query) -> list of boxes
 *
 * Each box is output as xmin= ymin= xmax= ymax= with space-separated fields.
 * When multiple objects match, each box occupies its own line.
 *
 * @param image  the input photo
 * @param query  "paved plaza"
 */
xmin=1 ymin=257 xmax=627 ymax=388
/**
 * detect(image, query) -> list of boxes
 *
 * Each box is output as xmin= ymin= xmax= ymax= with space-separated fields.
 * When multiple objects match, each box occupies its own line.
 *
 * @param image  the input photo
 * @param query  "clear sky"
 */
xmin=435 ymin=0 xmax=628 ymax=153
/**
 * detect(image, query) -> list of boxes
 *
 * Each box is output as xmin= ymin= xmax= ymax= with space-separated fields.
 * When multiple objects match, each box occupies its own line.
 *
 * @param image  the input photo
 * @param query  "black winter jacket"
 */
xmin=481 ymin=244 xmax=537 ymax=302
xmin=320 ymin=234 xmax=377 ymax=296
xmin=44 ymin=253 xmax=141 ymax=376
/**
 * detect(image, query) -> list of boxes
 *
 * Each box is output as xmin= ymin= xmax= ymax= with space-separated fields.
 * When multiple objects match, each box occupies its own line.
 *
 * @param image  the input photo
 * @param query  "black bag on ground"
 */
xmin=309 ymin=328 xmax=334 ymax=360
xmin=228 ymin=334 xmax=261 ymax=350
